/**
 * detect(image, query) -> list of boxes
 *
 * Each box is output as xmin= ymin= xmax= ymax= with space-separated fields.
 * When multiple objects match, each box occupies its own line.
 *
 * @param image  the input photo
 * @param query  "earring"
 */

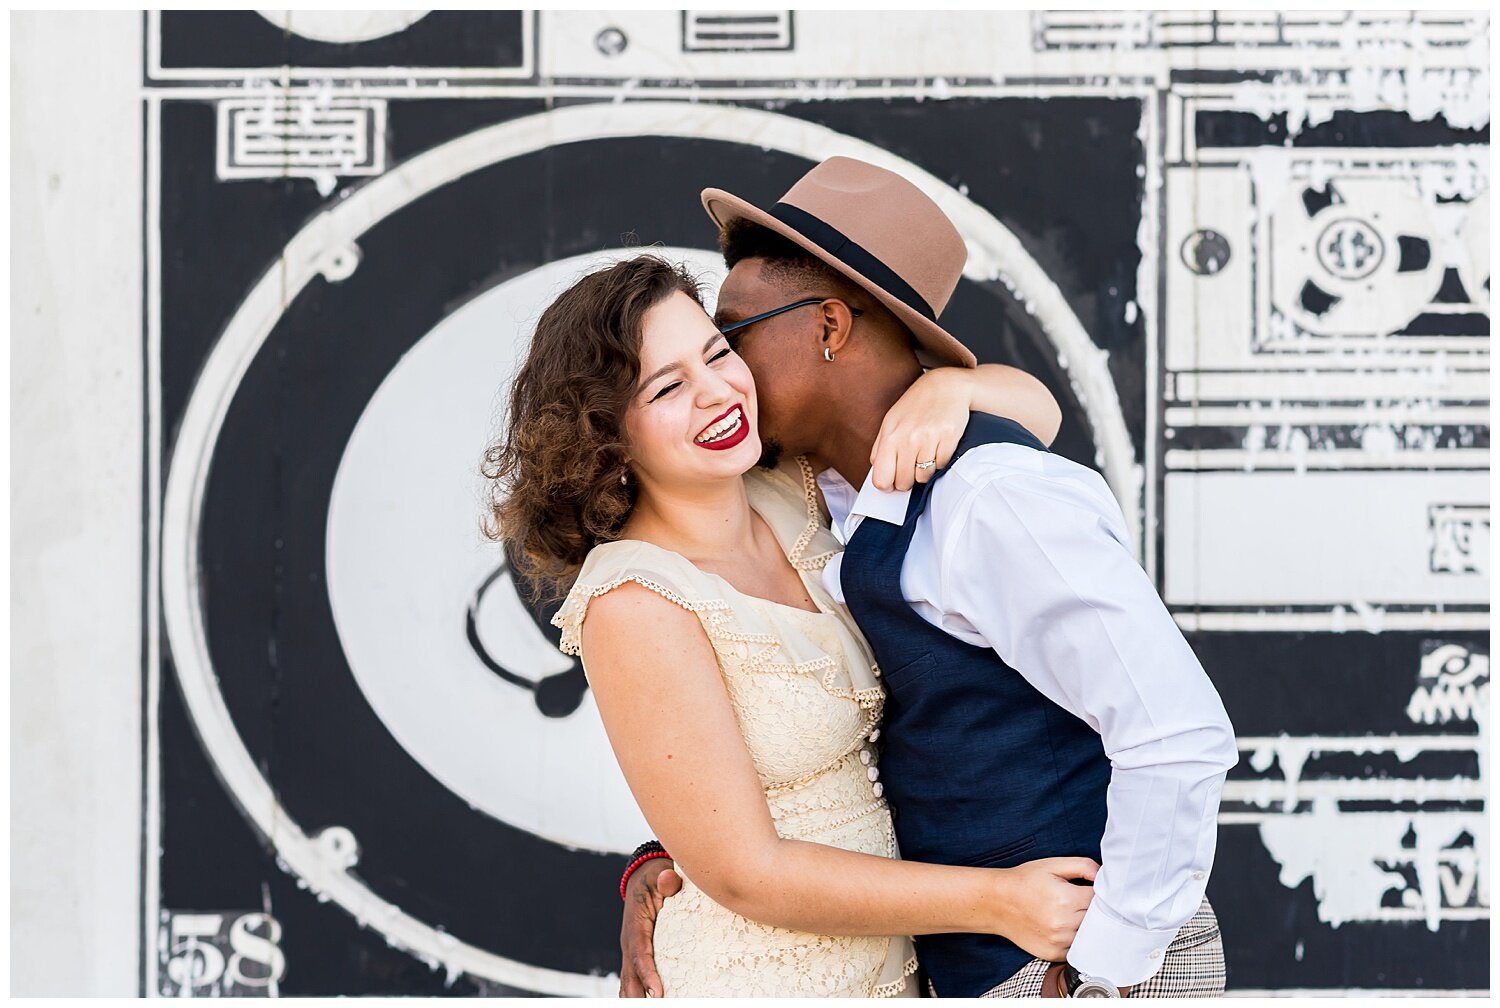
xmin=824 ymin=347 xmax=836 ymax=362
xmin=620 ymin=473 xmax=628 ymax=485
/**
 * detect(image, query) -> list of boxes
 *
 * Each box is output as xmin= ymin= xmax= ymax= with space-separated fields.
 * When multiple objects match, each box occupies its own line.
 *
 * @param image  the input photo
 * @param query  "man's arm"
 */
xmin=932 ymin=446 xmax=1239 ymax=987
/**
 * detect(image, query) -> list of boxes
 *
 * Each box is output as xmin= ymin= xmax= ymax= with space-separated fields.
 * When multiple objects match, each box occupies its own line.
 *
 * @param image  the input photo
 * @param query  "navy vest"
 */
xmin=840 ymin=413 xmax=1111 ymax=997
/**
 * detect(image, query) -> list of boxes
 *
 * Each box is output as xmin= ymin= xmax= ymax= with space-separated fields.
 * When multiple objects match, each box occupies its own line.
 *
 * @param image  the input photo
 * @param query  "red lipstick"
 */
xmin=694 ymin=404 xmax=749 ymax=451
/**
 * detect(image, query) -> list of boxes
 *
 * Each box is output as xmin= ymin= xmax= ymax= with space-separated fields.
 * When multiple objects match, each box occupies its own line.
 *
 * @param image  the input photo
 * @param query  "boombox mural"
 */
xmin=144 ymin=11 xmax=1488 ymax=996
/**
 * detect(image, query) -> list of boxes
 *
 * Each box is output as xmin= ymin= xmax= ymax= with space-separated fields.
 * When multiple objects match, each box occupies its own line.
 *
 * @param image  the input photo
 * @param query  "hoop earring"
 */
xmin=823 ymin=347 xmax=836 ymax=362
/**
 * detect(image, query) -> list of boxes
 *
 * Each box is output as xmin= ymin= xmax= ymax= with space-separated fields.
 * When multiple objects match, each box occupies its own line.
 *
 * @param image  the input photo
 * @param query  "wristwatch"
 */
xmin=1062 ymin=964 xmax=1122 ymax=998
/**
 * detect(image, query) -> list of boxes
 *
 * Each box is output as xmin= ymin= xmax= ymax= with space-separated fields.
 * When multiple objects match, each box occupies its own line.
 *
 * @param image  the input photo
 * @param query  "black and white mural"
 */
xmin=145 ymin=11 xmax=1488 ymax=996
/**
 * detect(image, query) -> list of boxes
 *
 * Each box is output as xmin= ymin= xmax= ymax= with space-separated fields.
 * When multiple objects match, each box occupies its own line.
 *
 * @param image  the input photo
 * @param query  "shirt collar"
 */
xmin=815 ymin=465 xmax=912 ymax=531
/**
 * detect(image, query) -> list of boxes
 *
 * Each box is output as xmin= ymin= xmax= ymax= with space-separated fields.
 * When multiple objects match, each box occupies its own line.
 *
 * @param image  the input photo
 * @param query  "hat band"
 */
xmin=769 ymin=202 xmax=937 ymax=323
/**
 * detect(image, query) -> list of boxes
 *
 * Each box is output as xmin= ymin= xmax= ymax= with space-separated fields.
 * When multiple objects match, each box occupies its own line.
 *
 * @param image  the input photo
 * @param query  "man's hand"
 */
xmin=619 ymin=859 xmax=681 ymax=997
xmin=994 ymin=857 xmax=1098 ymax=962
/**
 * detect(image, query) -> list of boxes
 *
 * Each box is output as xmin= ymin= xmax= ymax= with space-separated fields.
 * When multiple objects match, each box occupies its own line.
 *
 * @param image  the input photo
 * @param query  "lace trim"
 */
xmin=550 ymin=574 xmax=735 ymax=656
xmin=552 ymin=573 xmax=883 ymax=719
xmin=871 ymin=949 xmax=923 ymax=998
xmin=737 ymin=639 xmax=884 ymax=706
xmin=788 ymin=796 xmax=887 ymax=838
xmin=789 ymin=455 xmax=840 ymax=571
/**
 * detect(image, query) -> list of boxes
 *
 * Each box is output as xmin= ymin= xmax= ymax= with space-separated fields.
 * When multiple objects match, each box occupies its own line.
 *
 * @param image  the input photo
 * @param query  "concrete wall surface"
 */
xmin=11 ymin=10 xmax=144 ymax=996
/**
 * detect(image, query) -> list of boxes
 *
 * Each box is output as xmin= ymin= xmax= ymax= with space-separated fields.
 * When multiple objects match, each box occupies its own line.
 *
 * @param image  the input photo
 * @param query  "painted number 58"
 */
xmin=162 ymin=911 xmax=285 ymax=994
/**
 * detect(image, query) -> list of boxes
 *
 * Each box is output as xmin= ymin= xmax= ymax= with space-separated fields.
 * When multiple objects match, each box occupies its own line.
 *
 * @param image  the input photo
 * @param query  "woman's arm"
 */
xmin=583 ymin=582 xmax=1093 ymax=944
xmin=869 ymin=364 xmax=1062 ymax=491
xmin=970 ymin=363 xmax=1063 ymax=445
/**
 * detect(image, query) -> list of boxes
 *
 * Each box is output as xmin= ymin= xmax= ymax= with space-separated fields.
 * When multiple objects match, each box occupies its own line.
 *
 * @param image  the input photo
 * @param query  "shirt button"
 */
xmin=872 ymin=666 xmax=882 ymax=678
xmin=1149 ymin=948 xmax=1162 ymax=959
xmin=867 ymin=766 xmax=880 ymax=782
xmin=873 ymin=782 xmax=884 ymax=798
xmin=1192 ymin=870 xmax=1205 ymax=880
xmin=859 ymin=750 xmax=872 ymax=765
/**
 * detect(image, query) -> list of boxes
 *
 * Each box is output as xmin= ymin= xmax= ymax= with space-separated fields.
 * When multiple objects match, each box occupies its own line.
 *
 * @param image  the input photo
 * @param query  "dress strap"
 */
xmin=550 ymin=541 xmax=735 ymax=658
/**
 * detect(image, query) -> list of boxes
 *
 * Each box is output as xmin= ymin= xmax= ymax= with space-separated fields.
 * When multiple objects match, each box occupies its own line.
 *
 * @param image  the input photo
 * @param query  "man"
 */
xmin=617 ymin=157 xmax=1238 ymax=997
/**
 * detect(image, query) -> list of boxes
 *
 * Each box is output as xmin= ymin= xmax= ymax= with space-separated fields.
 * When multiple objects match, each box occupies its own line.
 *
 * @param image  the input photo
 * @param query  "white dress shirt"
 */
xmin=816 ymin=443 xmax=1238 ymax=987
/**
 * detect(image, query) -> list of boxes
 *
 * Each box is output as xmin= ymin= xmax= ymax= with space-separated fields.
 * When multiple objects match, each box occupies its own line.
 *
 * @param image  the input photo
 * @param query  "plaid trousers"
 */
xmin=961 ymin=899 xmax=1225 ymax=998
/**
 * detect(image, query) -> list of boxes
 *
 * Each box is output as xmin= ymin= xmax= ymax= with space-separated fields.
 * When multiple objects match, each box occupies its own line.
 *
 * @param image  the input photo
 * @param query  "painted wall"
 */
xmin=12 ymin=10 xmax=1488 ymax=996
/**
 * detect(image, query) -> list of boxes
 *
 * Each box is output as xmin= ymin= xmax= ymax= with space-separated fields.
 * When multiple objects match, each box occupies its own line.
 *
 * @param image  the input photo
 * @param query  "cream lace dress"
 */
xmin=553 ymin=456 xmax=920 ymax=998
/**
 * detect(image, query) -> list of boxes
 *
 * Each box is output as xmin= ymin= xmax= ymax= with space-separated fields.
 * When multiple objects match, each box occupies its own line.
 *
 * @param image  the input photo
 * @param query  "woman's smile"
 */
xmin=693 ymin=403 xmax=749 ymax=450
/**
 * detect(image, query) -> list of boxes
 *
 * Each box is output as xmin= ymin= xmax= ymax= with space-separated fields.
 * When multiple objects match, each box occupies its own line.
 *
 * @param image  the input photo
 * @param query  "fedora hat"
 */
xmin=702 ymin=156 xmax=976 ymax=369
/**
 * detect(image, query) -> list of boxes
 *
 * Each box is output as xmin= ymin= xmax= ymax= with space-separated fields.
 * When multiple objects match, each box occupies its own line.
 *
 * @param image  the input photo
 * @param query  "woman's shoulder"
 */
xmin=550 ymin=539 xmax=730 ymax=657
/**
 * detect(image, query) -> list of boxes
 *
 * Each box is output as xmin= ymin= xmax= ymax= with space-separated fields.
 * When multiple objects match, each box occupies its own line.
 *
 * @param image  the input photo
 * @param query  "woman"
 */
xmin=484 ymin=255 xmax=1093 ymax=997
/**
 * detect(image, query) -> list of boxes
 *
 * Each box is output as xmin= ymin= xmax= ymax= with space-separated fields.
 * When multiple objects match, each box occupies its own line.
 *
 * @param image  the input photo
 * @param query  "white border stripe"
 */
xmin=1165 ymin=406 xmax=1492 ymax=427
xmin=1165 ymin=448 xmax=1489 ymax=470
xmin=1173 ymin=610 xmax=1489 ymax=632
xmin=143 ymin=94 xmax=162 ymax=998
xmin=1174 ymin=370 xmax=1491 ymax=403
xmin=1235 ymin=736 xmax=1481 ymax=753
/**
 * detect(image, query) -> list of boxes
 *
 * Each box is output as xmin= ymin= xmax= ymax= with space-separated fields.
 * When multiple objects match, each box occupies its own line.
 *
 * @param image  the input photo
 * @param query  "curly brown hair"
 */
xmin=481 ymin=254 xmax=705 ymax=604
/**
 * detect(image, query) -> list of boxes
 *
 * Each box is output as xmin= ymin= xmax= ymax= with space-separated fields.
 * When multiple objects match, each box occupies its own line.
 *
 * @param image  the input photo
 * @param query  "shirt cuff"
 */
xmin=1067 ymin=903 xmax=1181 ymax=988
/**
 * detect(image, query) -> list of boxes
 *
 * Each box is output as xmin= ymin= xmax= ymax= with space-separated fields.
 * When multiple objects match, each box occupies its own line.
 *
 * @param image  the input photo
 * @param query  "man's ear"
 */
xmin=819 ymin=299 xmax=858 ymax=357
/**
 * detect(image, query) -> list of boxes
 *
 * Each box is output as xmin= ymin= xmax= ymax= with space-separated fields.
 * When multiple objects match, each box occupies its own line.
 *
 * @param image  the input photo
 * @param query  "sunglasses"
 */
xmin=717 ymin=297 xmax=864 ymax=339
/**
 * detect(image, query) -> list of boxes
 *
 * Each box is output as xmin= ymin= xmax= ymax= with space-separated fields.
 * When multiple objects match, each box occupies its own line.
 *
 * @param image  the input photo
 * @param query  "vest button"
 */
xmin=873 ymin=782 xmax=884 ymax=798
xmin=869 ymin=728 xmax=881 ymax=743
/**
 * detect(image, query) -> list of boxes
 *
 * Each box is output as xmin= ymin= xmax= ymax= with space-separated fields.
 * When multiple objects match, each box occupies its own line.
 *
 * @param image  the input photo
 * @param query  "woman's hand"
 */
xmin=870 ymin=365 xmax=1062 ymax=491
xmin=869 ymin=368 xmax=972 ymax=492
xmin=984 ymin=857 xmax=1098 ymax=961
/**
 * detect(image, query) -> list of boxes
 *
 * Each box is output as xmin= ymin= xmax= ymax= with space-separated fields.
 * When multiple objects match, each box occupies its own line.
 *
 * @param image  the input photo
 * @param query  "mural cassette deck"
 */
xmin=143 ymin=10 xmax=1488 ymax=996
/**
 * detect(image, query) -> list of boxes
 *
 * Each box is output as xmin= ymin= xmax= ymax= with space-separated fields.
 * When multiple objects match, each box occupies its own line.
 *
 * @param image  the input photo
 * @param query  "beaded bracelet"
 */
xmin=630 ymin=840 xmax=668 ymax=861
xmin=620 ymin=849 xmax=673 ymax=900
